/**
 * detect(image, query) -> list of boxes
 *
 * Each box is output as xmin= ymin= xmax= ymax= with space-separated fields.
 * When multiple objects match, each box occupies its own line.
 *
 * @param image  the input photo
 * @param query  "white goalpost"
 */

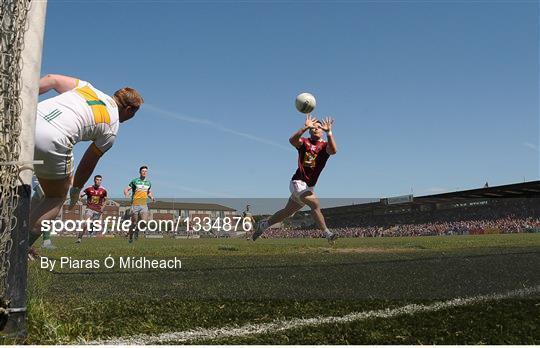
xmin=0 ymin=0 xmax=47 ymax=338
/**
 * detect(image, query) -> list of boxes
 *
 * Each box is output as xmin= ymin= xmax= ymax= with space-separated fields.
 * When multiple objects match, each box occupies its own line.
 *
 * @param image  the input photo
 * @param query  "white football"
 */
xmin=295 ymin=92 xmax=316 ymax=114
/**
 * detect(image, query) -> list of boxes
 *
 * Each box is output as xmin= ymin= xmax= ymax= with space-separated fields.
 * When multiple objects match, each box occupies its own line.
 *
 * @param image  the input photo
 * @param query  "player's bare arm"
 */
xmin=68 ymin=143 xmax=103 ymax=208
xmin=321 ymin=117 xmax=337 ymax=155
xmin=290 ymin=114 xmax=317 ymax=148
xmin=73 ymin=143 xmax=103 ymax=189
xmin=148 ymin=191 xmax=156 ymax=203
xmin=38 ymin=74 xmax=78 ymax=95
xmin=123 ymin=186 xmax=132 ymax=198
xmin=68 ymin=191 xmax=83 ymax=209
xmin=71 ymin=190 xmax=85 ymax=206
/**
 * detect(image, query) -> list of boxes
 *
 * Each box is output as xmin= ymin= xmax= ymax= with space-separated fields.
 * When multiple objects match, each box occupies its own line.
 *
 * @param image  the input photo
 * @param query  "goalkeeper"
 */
xmin=28 ymin=74 xmax=143 ymax=249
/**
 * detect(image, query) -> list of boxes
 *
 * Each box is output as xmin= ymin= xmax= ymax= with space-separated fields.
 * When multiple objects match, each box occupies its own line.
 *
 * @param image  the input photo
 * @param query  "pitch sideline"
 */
xmin=81 ymin=285 xmax=540 ymax=345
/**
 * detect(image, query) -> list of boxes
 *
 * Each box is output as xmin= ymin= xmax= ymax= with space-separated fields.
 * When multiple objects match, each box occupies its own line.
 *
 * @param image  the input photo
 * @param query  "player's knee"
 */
xmin=305 ymin=201 xmax=320 ymax=210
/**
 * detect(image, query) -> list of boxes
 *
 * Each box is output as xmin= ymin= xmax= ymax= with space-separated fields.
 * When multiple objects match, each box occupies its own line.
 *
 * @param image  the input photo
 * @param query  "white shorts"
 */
xmin=84 ymin=208 xmax=102 ymax=220
xmin=34 ymin=108 xmax=75 ymax=179
xmin=131 ymin=205 xmax=149 ymax=216
xmin=289 ymin=180 xmax=314 ymax=205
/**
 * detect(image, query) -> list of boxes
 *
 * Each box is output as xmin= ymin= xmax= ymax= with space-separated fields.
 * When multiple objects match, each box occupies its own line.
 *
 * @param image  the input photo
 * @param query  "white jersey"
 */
xmin=37 ymin=80 xmax=119 ymax=153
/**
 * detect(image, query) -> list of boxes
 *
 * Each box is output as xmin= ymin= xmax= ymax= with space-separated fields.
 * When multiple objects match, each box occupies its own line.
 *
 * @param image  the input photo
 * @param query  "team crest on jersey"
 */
xmin=303 ymin=152 xmax=317 ymax=168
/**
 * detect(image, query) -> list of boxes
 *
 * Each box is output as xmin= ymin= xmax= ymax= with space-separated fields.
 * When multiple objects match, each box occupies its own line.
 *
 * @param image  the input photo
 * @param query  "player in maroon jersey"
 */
xmin=76 ymin=175 xmax=108 ymax=243
xmin=253 ymin=114 xmax=338 ymax=243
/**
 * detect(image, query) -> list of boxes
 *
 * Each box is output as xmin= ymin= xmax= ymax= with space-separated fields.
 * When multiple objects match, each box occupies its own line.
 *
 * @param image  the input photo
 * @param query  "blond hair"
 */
xmin=114 ymin=87 xmax=144 ymax=110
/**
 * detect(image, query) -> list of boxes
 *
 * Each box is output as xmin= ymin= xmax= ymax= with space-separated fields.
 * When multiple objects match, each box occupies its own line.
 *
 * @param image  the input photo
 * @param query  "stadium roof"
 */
xmin=322 ymin=180 xmax=540 ymax=214
xmin=414 ymin=180 xmax=540 ymax=204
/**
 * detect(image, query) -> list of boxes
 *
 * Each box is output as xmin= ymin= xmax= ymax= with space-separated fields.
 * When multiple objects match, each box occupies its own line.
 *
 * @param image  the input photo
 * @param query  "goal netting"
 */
xmin=0 ymin=0 xmax=46 ymax=335
xmin=0 ymin=0 xmax=32 ymax=310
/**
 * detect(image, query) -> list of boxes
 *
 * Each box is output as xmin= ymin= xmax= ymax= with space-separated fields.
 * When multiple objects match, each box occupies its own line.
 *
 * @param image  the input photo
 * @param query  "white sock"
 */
xmin=42 ymin=239 xmax=52 ymax=247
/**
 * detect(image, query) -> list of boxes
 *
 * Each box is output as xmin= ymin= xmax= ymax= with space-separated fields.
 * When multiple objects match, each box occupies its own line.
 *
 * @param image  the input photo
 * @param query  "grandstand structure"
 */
xmin=54 ymin=200 xmax=238 ymax=235
xmin=293 ymin=181 xmax=540 ymax=228
xmin=61 ymin=200 xmax=236 ymax=220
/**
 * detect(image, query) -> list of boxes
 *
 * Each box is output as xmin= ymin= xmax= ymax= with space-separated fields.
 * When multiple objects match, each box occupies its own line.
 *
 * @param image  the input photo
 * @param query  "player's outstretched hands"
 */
xmin=68 ymin=186 xmax=81 ymax=209
xmin=320 ymin=117 xmax=334 ymax=133
xmin=305 ymin=114 xmax=318 ymax=129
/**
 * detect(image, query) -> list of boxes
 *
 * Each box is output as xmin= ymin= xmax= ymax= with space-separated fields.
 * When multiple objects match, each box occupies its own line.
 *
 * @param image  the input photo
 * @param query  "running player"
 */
xmin=242 ymin=204 xmax=256 ymax=235
xmin=28 ymin=74 xmax=143 ymax=249
xmin=124 ymin=166 xmax=155 ymax=243
xmin=252 ymin=114 xmax=338 ymax=243
xmin=76 ymin=175 xmax=107 ymax=243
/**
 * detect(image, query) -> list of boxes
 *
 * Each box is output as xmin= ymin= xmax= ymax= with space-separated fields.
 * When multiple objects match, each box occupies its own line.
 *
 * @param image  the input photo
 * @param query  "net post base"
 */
xmin=2 ymin=184 xmax=31 ymax=340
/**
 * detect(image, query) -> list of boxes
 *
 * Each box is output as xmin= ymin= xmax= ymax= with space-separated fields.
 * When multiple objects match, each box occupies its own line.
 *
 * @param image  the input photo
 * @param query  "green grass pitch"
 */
xmin=2 ymin=233 xmax=539 ymax=344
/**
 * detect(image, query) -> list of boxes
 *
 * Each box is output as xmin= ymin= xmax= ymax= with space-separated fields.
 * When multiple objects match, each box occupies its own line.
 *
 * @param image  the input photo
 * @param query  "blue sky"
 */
xmin=39 ymin=0 xmax=539 ymax=199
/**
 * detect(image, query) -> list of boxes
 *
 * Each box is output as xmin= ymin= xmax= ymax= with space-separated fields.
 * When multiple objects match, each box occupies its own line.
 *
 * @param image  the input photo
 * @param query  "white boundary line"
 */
xmin=81 ymin=285 xmax=540 ymax=345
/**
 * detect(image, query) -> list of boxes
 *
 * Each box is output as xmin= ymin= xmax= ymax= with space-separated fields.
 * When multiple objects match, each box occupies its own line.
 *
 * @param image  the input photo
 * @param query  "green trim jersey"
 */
xmin=129 ymin=177 xmax=152 ymax=206
xmin=34 ymin=80 xmax=120 ymax=179
xmin=37 ymin=79 xmax=119 ymax=154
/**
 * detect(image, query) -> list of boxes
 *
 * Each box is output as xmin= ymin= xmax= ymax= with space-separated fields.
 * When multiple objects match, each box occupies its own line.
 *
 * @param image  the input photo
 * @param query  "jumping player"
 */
xmin=124 ymin=166 xmax=155 ymax=243
xmin=29 ymin=74 xmax=143 ymax=250
xmin=76 ymin=175 xmax=107 ymax=243
xmin=252 ymin=114 xmax=338 ymax=243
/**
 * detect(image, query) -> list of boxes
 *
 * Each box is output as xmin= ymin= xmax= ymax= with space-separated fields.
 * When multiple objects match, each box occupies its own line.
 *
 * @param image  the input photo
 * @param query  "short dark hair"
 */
xmin=94 ymin=175 xmax=102 ymax=179
xmin=139 ymin=166 xmax=148 ymax=172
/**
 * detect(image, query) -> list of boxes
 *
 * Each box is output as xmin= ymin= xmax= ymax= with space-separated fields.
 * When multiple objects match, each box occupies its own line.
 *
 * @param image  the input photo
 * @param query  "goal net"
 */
xmin=0 ymin=0 xmax=46 ymax=336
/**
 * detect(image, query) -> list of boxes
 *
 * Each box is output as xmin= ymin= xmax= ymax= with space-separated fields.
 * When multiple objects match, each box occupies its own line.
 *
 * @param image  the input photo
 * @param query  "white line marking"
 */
xmin=81 ymin=285 xmax=540 ymax=345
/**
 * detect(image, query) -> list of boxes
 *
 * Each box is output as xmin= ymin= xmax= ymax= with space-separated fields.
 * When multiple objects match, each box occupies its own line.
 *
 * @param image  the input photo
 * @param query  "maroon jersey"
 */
xmin=291 ymin=137 xmax=330 ymax=187
xmin=83 ymin=186 xmax=107 ymax=212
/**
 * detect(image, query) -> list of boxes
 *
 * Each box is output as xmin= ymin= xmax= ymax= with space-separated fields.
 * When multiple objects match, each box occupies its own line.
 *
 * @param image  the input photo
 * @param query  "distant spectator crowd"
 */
xmin=255 ymin=216 xmax=540 ymax=239
xmin=323 ymin=198 xmax=540 ymax=229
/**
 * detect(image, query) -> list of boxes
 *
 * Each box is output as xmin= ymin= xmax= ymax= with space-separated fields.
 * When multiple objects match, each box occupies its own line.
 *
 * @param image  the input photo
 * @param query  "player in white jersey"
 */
xmin=28 ymin=74 xmax=144 ymax=249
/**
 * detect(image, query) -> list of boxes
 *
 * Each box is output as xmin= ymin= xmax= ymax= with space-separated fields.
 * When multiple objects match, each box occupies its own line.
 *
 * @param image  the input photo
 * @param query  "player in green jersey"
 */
xmin=123 ymin=166 xmax=155 ymax=243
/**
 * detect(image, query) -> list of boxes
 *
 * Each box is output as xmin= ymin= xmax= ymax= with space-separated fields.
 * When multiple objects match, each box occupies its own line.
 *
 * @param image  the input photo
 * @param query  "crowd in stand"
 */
xmin=325 ymin=198 xmax=540 ymax=229
xmin=254 ymin=198 xmax=540 ymax=239
xmin=256 ymin=215 xmax=540 ymax=239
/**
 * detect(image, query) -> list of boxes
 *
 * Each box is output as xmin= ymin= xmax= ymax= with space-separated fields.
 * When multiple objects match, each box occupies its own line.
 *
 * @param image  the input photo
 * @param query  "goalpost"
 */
xmin=0 ymin=0 xmax=47 ymax=338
